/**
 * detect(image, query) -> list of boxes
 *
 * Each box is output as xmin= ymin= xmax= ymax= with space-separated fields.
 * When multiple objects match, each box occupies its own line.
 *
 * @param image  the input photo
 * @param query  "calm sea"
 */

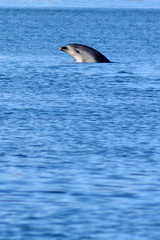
xmin=0 ymin=5 xmax=160 ymax=240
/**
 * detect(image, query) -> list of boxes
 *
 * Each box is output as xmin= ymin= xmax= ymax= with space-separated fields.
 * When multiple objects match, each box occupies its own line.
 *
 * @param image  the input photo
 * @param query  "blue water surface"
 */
xmin=0 ymin=4 xmax=160 ymax=240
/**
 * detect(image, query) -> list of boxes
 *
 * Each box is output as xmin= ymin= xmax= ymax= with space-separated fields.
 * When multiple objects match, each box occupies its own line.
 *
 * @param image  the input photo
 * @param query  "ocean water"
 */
xmin=0 ymin=4 xmax=160 ymax=240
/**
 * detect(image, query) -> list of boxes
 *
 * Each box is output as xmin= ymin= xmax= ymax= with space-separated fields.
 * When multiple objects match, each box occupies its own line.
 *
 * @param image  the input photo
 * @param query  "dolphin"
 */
xmin=60 ymin=43 xmax=111 ymax=63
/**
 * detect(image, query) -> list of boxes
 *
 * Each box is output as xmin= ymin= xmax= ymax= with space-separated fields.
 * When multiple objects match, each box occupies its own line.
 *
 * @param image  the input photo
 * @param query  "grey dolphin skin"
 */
xmin=60 ymin=43 xmax=111 ymax=63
